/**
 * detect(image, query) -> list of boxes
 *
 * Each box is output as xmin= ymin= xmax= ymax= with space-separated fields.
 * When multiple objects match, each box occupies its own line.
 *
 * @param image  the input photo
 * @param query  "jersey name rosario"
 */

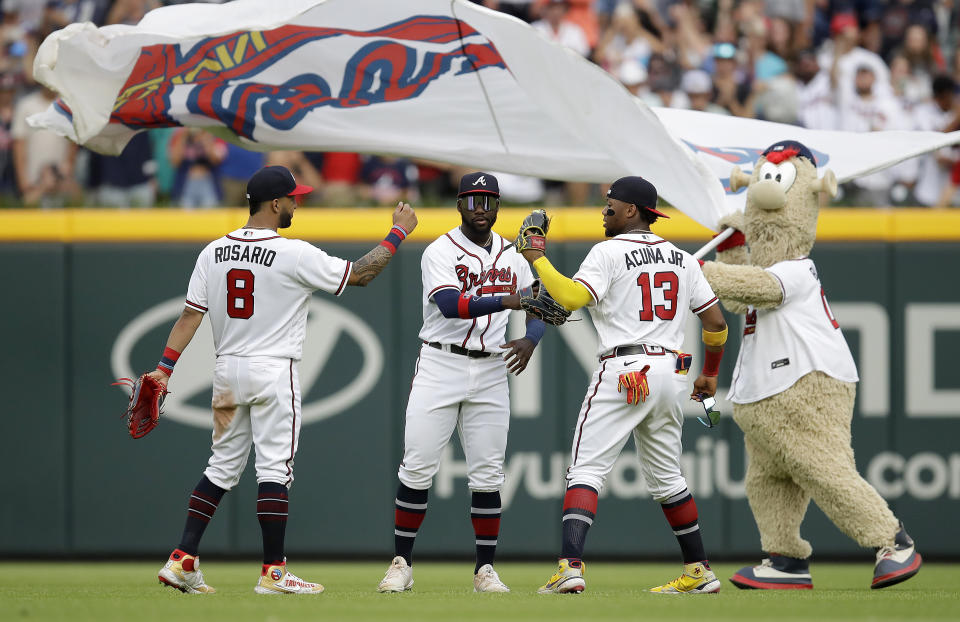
xmin=213 ymin=243 xmax=277 ymax=267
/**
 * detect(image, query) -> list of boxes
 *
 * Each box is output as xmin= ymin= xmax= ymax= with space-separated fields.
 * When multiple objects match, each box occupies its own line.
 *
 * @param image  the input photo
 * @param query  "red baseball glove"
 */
xmin=618 ymin=365 xmax=651 ymax=405
xmin=112 ymin=373 xmax=168 ymax=438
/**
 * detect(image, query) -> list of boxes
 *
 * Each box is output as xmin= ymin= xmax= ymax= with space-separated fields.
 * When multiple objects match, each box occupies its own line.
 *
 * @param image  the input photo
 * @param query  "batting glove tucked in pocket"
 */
xmin=618 ymin=365 xmax=650 ymax=405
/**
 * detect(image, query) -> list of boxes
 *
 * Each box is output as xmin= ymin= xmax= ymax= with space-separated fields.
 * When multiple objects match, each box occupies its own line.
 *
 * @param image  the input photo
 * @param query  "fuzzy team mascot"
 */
xmin=700 ymin=140 xmax=921 ymax=590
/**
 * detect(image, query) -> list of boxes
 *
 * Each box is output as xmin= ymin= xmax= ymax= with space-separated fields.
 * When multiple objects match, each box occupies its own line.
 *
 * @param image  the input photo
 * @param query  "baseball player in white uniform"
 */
xmin=515 ymin=176 xmax=729 ymax=595
xmin=146 ymin=165 xmax=417 ymax=595
xmin=377 ymin=172 xmax=547 ymax=594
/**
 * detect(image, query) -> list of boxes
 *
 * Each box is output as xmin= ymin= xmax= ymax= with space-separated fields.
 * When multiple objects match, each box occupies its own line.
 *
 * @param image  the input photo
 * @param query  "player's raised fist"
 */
xmin=393 ymin=202 xmax=418 ymax=234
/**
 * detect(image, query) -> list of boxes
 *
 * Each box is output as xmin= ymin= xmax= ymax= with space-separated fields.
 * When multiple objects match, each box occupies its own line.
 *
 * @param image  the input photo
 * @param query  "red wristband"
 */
xmin=702 ymin=348 xmax=723 ymax=377
xmin=457 ymin=293 xmax=472 ymax=319
xmin=157 ymin=347 xmax=181 ymax=377
xmin=379 ymin=226 xmax=406 ymax=255
xmin=715 ymin=230 xmax=746 ymax=253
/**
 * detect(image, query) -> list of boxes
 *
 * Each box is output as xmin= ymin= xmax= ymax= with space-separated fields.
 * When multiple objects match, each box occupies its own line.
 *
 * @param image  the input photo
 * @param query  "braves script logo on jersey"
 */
xmin=110 ymin=296 xmax=384 ymax=428
xmin=455 ymin=264 xmax=517 ymax=295
xmin=682 ymin=141 xmax=830 ymax=194
xmin=102 ymin=15 xmax=507 ymax=139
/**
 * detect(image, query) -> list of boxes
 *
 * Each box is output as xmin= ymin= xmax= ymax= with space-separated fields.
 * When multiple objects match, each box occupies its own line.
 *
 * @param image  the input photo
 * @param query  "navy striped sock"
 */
xmin=257 ymin=482 xmax=289 ymax=565
xmin=471 ymin=491 xmax=501 ymax=573
xmin=660 ymin=488 xmax=707 ymax=565
xmin=561 ymin=485 xmax=598 ymax=559
xmin=394 ymin=484 xmax=428 ymax=565
xmin=178 ymin=476 xmax=226 ymax=556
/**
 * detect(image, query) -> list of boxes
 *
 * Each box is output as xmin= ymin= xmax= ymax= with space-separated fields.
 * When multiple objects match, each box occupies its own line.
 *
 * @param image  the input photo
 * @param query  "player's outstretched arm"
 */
xmin=524 ymin=254 xmax=592 ymax=311
xmin=147 ymin=306 xmax=204 ymax=388
xmin=691 ymin=304 xmax=727 ymax=400
xmin=347 ymin=202 xmax=418 ymax=287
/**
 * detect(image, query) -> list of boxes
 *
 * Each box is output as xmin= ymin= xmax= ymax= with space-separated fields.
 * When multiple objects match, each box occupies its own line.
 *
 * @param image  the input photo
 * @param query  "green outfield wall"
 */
xmin=2 ymin=215 xmax=959 ymax=559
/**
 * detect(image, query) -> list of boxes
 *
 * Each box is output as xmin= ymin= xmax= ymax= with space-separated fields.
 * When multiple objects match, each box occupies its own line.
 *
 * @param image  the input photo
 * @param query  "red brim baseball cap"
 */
xmin=607 ymin=176 xmax=669 ymax=218
xmin=246 ymin=166 xmax=314 ymax=202
xmin=288 ymin=184 xmax=313 ymax=197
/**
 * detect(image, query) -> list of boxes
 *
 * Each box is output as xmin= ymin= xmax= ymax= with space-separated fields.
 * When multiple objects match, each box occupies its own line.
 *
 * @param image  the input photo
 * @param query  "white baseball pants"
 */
xmin=203 ymin=355 xmax=301 ymax=490
xmin=398 ymin=344 xmax=510 ymax=491
xmin=566 ymin=352 xmax=689 ymax=501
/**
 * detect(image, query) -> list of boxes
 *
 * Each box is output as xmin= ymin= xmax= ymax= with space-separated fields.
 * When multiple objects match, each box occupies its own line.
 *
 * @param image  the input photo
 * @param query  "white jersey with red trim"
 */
xmin=185 ymin=227 xmax=351 ymax=360
xmin=417 ymin=227 xmax=535 ymax=351
xmin=572 ymin=232 xmax=718 ymax=355
xmin=727 ymin=257 xmax=858 ymax=404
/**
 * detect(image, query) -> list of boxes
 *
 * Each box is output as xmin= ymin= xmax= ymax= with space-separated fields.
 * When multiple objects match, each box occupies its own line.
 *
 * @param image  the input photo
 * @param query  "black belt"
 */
xmin=425 ymin=341 xmax=492 ymax=358
xmin=600 ymin=344 xmax=670 ymax=360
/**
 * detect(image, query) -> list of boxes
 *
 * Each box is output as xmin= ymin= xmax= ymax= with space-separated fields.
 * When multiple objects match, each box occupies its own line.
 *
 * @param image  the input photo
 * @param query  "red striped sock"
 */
xmin=561 ymin=485 xmax=598 ymax=559
xmin=660 ymin=488 xmax=707 ymax=565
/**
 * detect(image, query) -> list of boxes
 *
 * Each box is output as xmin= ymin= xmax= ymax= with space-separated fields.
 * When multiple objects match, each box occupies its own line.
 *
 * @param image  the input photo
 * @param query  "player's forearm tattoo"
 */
xmin=352 ymin=245 xmax=393 ymax=286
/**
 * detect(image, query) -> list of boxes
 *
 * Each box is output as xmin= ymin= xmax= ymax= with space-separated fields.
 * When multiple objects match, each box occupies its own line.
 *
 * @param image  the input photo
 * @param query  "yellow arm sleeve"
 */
xmin=531 ymin=256 xmax=593 ymax=311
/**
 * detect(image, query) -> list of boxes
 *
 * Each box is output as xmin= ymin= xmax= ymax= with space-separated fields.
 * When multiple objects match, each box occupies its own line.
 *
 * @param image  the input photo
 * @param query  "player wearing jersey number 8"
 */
xmin=143 ymin=165 xmax=417 ymax=595
xmin=523 ymin=176 xmax=728 ymax=595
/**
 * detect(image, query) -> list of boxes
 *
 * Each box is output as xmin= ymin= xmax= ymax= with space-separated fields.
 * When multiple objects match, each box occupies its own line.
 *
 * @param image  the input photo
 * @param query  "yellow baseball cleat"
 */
xmin=650 ymin=562 xmax=721 ymax=594
xmin=537 ymin=558 xmax=586 ymax=594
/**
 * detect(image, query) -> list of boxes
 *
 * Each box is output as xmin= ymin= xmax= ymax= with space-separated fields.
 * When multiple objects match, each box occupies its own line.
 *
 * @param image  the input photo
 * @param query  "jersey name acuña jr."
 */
xmin=572 ymin=232 xmax=718 ymax=355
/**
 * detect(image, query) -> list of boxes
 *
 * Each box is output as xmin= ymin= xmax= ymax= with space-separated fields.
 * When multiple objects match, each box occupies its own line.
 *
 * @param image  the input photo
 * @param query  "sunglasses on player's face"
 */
xmin=461 ymin=194 xmax=499 ymax=212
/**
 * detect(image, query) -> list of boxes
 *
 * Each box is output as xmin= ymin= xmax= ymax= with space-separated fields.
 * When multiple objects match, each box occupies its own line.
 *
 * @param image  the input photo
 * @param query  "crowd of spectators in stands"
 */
xmin=2 ymin=0 xmax=959 ymax=209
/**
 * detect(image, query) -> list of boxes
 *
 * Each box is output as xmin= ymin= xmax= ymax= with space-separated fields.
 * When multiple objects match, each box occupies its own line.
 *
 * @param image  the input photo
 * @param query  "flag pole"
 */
xmin=693 ymin=227 xmax=736 ymax=260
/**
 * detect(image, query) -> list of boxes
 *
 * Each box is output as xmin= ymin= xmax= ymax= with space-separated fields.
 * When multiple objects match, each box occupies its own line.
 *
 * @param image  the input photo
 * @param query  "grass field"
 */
xmin=1 ymin=561 xmax=957 ymax=622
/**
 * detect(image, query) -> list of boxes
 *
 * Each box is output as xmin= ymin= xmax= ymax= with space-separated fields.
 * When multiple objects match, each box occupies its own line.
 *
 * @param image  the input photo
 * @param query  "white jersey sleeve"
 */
xmin=185 ymin=243 xmax=213 ymax=313
xmin=687 ymin=260 xmax=720 ymax=314
xmin=293 ymin=241 xmax=351 ymax=296
xmin=767 ymin=259 xmax=816 ymax=308
xmin=572 ymin=244 xmax=613 ymax=305
xmin=421 ymin=241 xmax=462 ymax=301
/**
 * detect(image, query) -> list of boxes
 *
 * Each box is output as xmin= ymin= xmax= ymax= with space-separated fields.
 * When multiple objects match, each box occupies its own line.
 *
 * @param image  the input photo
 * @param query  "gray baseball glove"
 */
xmin=514 ymin=209 xmax=551 ymax=253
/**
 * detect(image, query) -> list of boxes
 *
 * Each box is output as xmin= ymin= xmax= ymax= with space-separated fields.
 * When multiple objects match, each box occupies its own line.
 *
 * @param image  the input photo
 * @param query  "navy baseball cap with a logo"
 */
xmin=762 ymin=140 xmax=816 ymax=166
xmin=458 ymin=172 xmax=500 ymax=197
xmin=246 ymin=166 xmax=313 ymax=203
xmin=607 ymin=176 xmax=668 ymax=218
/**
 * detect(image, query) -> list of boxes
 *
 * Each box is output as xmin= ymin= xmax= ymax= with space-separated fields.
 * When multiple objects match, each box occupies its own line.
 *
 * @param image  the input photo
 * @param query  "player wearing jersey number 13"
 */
xmin=142 ymin=165 xmax=417 ymax=595
xmin=522 ymin=176 xmax=728 ymax=595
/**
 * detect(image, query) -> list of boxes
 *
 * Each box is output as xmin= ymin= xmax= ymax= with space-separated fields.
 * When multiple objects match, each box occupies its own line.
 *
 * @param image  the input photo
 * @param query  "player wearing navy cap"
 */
xmin=151 ymin=166 xmax=417 ymax=595
xmin=377 ymin=172 xmax=547 ymax=594
xmin=520 ymin=176 xmax=728 ymax=595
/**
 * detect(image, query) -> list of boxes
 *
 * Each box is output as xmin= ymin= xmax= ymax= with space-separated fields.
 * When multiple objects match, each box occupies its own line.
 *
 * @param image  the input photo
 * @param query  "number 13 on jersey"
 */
xmin=636 ymin=271 xmax=679 ymax=321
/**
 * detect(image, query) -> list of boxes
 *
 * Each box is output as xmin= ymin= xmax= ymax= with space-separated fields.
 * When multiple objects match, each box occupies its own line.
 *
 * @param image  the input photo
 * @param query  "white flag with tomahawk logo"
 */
xmin=28 ymin=0 xmax=960 ymax=229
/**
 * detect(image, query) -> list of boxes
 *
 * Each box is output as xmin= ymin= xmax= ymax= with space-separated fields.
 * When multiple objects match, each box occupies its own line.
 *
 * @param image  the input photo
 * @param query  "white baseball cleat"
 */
xmin=158 ymin=550 xmax=216 ymax=594
xmin=474 ymin=564 xmax=510 ymax=592
xmin=378 ymin=556 xmax=414 ymax=592
xmin=254 ymin=562 xmax=324 ymax=594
